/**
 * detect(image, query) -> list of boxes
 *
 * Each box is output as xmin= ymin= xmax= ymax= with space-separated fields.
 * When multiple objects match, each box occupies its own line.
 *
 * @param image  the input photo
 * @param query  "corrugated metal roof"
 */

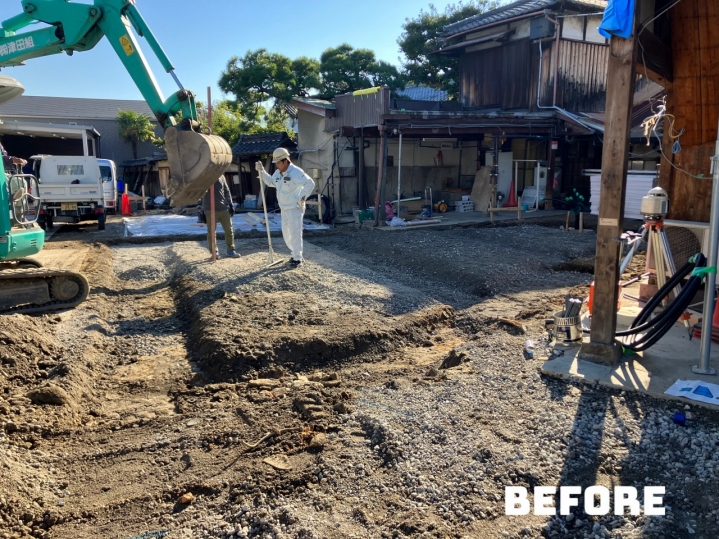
xmin=0 ymin=120 xmax=100 ymax=137
xmin=292 ymin=97 xmax=335 ymax=110
xmin=442 ymin=0 xmax=606 ymax=37
xmin=0 ymin=95 xmax=156 ymax=121
xmin=231 ymin=132 xmax=297 ymax=157
xmin=395 ymin=84 xmax=449 ymax=101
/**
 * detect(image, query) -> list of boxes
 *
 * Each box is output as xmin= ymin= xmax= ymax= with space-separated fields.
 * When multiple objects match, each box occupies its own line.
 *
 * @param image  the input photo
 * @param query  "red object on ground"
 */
xmin=121 ymin=193 xmax=131 ymax=216
xmin=505 ymin=179 xmax=517 ymax=207
xmin=692 ymin=296 xmax=719 ymax=343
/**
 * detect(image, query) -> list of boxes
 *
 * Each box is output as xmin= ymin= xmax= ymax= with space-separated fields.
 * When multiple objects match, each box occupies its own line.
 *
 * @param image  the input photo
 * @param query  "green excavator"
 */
xmin=0 ymin=0 xmax=233 ymax=314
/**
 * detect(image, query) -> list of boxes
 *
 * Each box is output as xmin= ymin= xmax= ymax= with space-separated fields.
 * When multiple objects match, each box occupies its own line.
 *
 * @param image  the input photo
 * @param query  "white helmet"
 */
xmin=272 ymin=147 xmax=291 ymax=163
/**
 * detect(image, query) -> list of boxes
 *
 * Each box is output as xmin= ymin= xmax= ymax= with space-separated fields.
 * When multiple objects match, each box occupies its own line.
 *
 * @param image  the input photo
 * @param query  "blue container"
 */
xmin=673 ymin=412 xmax=686 ymax=426
xmin=244 ymin=199 xmax=257 ymax=209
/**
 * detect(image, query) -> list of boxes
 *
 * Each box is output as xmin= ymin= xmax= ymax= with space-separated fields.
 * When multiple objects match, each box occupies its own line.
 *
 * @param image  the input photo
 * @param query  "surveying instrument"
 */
xmin=640 ymin=187 xmax=681 ymax=298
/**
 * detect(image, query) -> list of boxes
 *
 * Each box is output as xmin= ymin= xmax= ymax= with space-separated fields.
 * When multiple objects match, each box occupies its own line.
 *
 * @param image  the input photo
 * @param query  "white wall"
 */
xmin=296 ymin=109 xmax=334 ymax=205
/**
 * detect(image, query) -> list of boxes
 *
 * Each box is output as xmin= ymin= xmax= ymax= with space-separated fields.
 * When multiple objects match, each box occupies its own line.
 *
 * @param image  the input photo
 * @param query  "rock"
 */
xmin=439 ymin=349 xmax=468 ymax=370
xmin=263 ymin=454 xmax=292 ymax=471
xmin=425 ymin=367 xmax=439 ymax=378
xmin=177 ymin=492 xmax=195 ymax=504
xmin=248 ymin=378 xmax=281 ymax=389
xmin=309 ymin=433 xmax=328 ymax=448
xmin=26 ymin=385 xmax=71 ymax=406
xmin=333 ymin=402 xmax=354 ymax=414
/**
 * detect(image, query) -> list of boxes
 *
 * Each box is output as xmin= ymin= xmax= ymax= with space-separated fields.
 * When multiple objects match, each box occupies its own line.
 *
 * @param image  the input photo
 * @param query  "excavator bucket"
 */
xmin=163 ymin=127 xmax=233 ymax=207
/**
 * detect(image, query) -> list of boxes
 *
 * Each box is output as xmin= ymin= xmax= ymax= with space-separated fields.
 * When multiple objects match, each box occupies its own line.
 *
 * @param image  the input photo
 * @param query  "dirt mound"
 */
xmin=175 ymin=276 xmax=454 ymax=382
xmin=0 ymin=314 xmax=64 ymax=394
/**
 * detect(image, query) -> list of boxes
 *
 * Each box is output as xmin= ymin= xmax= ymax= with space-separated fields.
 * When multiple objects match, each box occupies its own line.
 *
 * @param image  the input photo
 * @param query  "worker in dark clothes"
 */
xmin=202 ymin=176 xmax=239 ymax=259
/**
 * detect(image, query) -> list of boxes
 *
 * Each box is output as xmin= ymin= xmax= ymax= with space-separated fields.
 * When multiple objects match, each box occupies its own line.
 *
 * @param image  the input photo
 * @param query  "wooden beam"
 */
xmin=634 ymin=63 xmax=673 ymax=89
xmin=635 ymin=26 xmax=673 ymax=85
xmin=579 ymin=24 xmax=639 ymax=366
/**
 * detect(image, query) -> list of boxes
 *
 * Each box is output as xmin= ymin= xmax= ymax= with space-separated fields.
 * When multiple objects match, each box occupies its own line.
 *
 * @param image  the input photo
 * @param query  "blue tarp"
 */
xmin=598 ymin=0 xmax=636 ymax=39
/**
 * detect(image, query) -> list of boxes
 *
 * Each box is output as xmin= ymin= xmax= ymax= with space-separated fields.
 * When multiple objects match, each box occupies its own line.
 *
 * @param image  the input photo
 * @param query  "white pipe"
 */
xmin=397 ymin=132 xmax=402 ymax=217
xmin=81 ymin=131 xmax=88 ymax=156
xmin=694 ymin=131 xmax=719 ymax=375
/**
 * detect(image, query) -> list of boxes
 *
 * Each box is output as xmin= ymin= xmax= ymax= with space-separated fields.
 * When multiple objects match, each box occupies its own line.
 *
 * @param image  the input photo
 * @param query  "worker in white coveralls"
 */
xmin=255 ymin=148 xmax=315 ymax=268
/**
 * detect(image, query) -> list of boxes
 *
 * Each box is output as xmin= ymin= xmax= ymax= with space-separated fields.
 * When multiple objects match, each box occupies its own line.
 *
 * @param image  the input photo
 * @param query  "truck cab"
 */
xmin=33 ymin=155 xmax=106 ymax=231
xmin=97 ymin=158 xmax=117 ymax=214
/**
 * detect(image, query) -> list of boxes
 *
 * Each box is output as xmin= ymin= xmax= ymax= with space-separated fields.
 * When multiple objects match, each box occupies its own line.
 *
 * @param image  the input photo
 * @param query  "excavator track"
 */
xmin=0 ymin=267 xmax=89 ymax=315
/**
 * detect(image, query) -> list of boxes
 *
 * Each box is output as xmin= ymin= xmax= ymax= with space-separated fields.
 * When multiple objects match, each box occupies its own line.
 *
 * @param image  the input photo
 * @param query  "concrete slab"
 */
xmin=542 ymin=297 xmax=719 ymax=409
xmin=359 ymin=209 xmax=577 ymax=231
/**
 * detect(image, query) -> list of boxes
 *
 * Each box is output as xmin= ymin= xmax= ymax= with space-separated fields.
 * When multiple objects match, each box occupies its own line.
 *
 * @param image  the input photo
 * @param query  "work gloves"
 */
xmin=255 ymin=161 xmax=265 ymax=174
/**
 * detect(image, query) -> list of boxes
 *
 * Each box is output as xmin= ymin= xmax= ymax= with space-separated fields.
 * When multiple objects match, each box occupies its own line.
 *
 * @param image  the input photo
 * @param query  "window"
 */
xmin=99 ymin=166 xmax=113 ymax=182
xmin=57 ymin=165 xmax=84 ymax=175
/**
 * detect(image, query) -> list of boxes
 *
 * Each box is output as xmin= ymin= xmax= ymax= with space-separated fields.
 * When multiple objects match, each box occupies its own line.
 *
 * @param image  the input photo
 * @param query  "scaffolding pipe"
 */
xmin=694 ymin=121 xmax=719 ymax=375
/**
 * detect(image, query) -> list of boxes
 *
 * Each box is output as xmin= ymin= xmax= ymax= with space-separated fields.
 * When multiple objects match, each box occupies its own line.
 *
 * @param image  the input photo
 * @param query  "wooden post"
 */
xmin=141 ymin=185 xmax=146 ymax=211
xmin=565 ymin=211 xmax=571 ymax=231
xmin=579 ymin=211 xmax=584 ymax=233
xmin=373 ymin=128 xmax=388 ymax=226
xmin=517 ymin=196 xmax=522 ymax=220
xmin=578 ymin=22 xmax=638 ymax=366
xmin=358 ymin=134 xmax=366 ymax=209
xmin=207 ymin=87 xmax=216 ymax=263
xmin=546 ymin=138 xmax=556 ymax=210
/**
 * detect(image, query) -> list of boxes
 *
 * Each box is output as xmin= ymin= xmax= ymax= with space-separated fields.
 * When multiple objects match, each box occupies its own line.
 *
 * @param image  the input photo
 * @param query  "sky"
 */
xmin=0 ymin=0 xmax=467 ymax=103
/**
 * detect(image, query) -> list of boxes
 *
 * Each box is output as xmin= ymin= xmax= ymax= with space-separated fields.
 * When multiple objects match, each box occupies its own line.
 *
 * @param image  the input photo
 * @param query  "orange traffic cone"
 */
xmin=121 ymin=193 xmax=132 ymax=216
xmin=505 ymin=179 xmax=517 ymax=207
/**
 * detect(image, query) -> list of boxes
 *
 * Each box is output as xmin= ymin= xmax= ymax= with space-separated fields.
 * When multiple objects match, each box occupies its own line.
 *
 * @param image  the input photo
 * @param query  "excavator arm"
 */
xmin=0 ymin=0 xmax=232 ymax=206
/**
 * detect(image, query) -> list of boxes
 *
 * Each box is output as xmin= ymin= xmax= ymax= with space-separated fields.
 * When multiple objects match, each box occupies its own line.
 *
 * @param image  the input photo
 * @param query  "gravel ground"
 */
xmin=1 ymin=222 xmax=718 ymax=539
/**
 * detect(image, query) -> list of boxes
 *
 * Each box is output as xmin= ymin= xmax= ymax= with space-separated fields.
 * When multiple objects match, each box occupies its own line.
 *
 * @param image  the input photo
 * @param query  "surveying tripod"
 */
xmin=619 ymin=218 xmax=681 ymax=300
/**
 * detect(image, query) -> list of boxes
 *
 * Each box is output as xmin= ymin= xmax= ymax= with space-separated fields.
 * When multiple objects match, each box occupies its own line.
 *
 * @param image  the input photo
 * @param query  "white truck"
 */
xmin=32 ymin=155 xmax=106 ymax=230
xmin=97 ymin=158 xmax=118 ymax=214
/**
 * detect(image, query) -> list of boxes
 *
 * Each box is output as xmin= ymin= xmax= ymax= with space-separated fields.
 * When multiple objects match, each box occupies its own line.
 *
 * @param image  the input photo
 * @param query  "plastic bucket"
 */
xmin=554 ymin=311 xmax=582 ymax=342
xmin=358 ymin=209 xmax=374 ymax=223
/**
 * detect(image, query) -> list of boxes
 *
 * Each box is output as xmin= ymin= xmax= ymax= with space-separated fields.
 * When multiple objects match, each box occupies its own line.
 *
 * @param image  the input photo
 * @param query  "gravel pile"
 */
xmin=4 ymin=222 xmax=716 ymax=539
xmin=113 ymin=244 xmax=172 ymax=282
xmin=162 ymin=239 xmax=442 ymax=316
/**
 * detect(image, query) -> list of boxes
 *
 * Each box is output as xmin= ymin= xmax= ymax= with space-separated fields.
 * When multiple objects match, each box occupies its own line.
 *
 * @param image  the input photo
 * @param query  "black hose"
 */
xmin=617 ymin=254 xmax=707 ymax=352
xmin=616 ymin=259 xmax=694 ymax=335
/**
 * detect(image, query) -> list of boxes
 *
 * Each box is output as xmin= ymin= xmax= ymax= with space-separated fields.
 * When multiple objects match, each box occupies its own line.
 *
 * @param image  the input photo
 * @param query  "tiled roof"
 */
xmin=0 ymin=95 xmax=156 ymax=121
xmin=231 ymin=132 xmax=297 ymax=157
xmin=395 ymin=84 xmax=449 ymax=102
xmin=442 ymin=0 xmax=606 ymax=37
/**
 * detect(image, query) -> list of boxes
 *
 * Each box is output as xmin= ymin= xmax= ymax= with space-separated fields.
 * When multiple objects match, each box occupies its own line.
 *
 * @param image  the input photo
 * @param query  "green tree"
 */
xmin=196 ymin=100 xmax=290 ymax=142
xmin=219 ymin=49 xmax=318 ymax=115
xmin=290 ymin=57 xmax=322 ymax=96
xmin=115 ymin=109 xmax=162 ymax=159
xmin=398 ymin=1 xmax=500 ymax=99
xmin=319 ymin=44 xmax=405 ymax=99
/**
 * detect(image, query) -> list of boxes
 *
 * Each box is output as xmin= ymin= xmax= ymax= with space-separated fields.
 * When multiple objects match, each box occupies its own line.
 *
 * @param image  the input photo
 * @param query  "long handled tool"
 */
xmin=259 ymin=181 xmax=284 ymax=268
